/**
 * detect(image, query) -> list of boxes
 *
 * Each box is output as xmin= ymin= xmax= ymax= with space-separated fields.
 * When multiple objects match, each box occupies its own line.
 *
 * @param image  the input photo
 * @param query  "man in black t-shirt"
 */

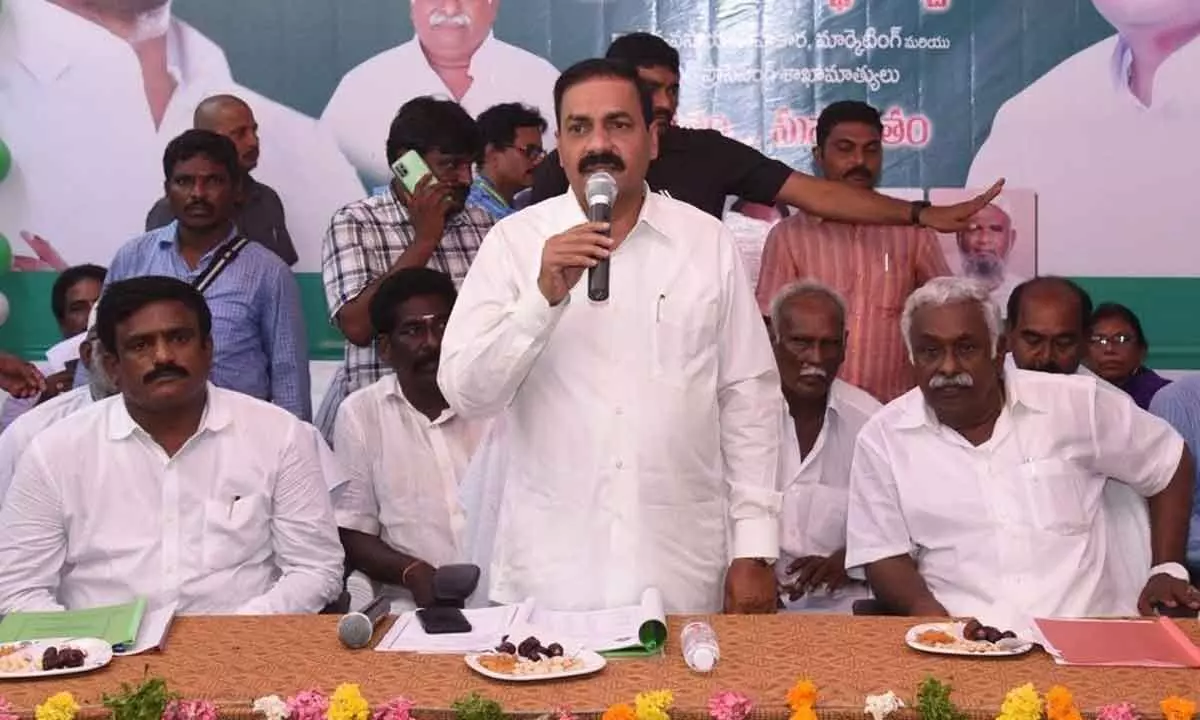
xmin=531 ymin=33 xmax=1000 ymax=232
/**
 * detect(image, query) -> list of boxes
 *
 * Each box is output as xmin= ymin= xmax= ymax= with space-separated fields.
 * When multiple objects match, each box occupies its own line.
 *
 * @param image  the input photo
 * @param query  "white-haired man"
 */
xmin=845 ymin=276 xmax=1196 ymax=634
xmin=954 ymin=197 xmax=1025 ymax=316
xmin=769 ymin=281 xmax=881 ymax=612
xmin=0 ymin=306 xmax=117 ymax=505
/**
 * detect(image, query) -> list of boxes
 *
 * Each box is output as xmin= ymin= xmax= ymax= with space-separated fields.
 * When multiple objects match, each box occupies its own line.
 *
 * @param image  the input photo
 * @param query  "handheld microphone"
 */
xmin=337 ymin=594 xmax=390 ymax=649
xmin=585 ymin=172 xmax=618 ymax=302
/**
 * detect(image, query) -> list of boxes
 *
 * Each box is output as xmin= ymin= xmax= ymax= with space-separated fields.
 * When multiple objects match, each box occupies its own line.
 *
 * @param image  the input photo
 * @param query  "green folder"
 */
xmin=0 ymin=598 xmax=146 ymax=649
xmin=597 ymin=617 xmax=668 ymax=658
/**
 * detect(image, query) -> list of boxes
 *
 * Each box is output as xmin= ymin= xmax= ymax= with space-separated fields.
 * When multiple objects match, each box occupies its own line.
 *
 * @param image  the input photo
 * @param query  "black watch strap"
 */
xmin=910 ymin=200 xmax=931 ymax=226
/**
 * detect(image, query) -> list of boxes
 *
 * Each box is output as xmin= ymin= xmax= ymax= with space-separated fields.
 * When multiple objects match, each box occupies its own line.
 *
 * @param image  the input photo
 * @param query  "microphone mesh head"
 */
xmin=585 ymin=172 xmax=618 ymax=206
xmin=337 ymin=613 xmax=373 ymax=649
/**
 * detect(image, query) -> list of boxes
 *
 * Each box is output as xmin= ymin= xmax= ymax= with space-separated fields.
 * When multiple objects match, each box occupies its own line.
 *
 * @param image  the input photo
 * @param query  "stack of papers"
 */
xmin=1034 ymin=617 xmax=1200 ymax=667
xmin=376 ymin=587 xmax=668 ymax=656
xmin=0 ymin=599 xmax=176 ymax=655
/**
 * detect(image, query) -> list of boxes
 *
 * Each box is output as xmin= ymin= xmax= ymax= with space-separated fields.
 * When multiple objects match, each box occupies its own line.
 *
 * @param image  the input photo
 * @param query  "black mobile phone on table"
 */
xmin=416 ymin=606 xmax=473 ymax=634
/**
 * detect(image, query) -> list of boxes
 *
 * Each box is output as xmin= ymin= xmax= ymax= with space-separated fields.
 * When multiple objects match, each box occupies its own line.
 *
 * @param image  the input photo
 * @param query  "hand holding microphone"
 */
xmin=536 ymin=171 xmax=619 ymax=306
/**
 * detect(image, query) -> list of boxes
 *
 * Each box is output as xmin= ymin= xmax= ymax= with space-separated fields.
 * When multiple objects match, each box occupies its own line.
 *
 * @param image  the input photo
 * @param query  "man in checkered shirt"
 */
xmin=320 ymin=97 xmax=494 ymax=436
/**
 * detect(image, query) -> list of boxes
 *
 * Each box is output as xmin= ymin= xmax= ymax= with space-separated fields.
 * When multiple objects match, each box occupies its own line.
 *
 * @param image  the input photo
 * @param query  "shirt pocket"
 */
xmin=1012 ymin=459 xmax=1090 ymax=535
xmin=203 ymin=493 xmax=272 ymax=571
xmin=652 ymin=295 xmax=716 ymax=388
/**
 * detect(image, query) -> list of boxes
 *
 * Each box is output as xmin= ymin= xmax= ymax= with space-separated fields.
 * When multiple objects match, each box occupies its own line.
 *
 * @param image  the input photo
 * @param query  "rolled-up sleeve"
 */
xmin=714 ymin=229 xmax=782 ymax=559
xmin=845 ymin=424 xmax=916 ymax=572
xmin=1092 ymin=380 xmax=1184 ymax=497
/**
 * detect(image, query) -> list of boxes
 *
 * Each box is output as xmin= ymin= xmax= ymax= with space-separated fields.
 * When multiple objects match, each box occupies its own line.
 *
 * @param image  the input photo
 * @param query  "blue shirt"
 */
xmin=466 ymin=174 xmax=514 ymax=220
xmin=101 ymin=223 xmax=311 ymax=420
xmin=1149 ymin=374 xmax=1200 ymax=567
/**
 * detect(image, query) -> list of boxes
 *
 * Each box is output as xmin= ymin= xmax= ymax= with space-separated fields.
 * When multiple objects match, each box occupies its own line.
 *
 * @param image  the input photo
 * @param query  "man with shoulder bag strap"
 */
xmin=90 ymin=130 xmax=311 ymax=420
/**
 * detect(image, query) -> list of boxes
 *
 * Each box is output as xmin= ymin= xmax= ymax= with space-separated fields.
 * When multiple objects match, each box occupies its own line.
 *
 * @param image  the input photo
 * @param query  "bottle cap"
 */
xmin=691 ymin=647 xmax=715 ymax=672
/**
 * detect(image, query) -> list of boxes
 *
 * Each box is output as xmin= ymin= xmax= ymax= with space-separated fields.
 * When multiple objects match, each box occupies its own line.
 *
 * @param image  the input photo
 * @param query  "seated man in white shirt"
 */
xmin=0 ymin=305 xmax=118 ymax=505
xmin=0 ymin=276 xmax=345 ymax=613
xmin=334 ymin=268 xmax=490 ymax=612
xmin=845 ymin=276 xmax=1197 ymax=633
xmin=769 ymin=281 xmax=880 ymax=612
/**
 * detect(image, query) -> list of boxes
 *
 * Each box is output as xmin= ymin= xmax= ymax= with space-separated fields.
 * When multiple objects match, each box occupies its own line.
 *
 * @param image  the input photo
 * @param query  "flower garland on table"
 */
xmin=2 ymin=677 xmax=1196 ymax=720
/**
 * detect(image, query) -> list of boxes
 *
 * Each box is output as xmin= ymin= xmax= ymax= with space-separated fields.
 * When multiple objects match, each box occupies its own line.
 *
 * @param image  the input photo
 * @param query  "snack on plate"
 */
xmin=915 ymin=629 xmax=956 ymax=646
xmin=0 ymin=643 xmax=25 ymax=659
xmin=42 ymin=646 xmax=87 ymax=670
xmin=479 ymin=635 xmax=584 ymax=676
xmin=0 ymin=650 xmax=36 ymax=674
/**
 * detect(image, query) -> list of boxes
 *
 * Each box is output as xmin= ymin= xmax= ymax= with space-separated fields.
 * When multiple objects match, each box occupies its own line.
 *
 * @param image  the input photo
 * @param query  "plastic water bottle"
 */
xmin=681 ymin=620 xmax=720 ymax=672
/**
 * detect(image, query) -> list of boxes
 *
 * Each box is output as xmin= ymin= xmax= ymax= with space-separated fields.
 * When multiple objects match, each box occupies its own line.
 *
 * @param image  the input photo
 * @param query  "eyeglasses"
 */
xmin=516 ymin=144 xmax=545 ymax=161
xmin=1089 ymin=333 xmax=1137 ymax=348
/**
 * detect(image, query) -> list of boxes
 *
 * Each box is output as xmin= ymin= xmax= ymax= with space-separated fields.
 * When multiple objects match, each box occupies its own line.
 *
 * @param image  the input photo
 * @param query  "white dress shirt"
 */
xmin=0 ymin=385 xmax=93 ymax=507
xmin=332 ymin=375 xmax=490 ymax=612
xmin=1001 ymin=355 xmax=1154 ymax=615
xmin=438 ymin=188 xmax=782 ymax=614
xmin=320 ymin=35 xmax=559 ymax=185
xmin=0 ymin=385 xmax=345 ymax=614
xmin=845 ymin=368 xmax=1183 ymax=634
xmin=0 ymin=1 xmax=362 ymax=271
xmin=777 ymin=380 xmax=880 ymax=612
xmin=967 ymin=35 xmax=1200 ymax=276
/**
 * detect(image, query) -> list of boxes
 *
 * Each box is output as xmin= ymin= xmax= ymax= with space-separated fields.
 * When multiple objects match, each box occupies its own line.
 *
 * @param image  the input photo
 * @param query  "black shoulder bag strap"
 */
xmin=193 ymin=235 xmax=251 ymax=294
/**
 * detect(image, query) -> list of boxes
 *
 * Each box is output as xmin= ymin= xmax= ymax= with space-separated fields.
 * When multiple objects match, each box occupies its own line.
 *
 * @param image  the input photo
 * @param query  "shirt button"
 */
xmin=615 ymin=407 xmax=624 ymax=416
xmin=616 ymin=460 xmax=624 ymax=469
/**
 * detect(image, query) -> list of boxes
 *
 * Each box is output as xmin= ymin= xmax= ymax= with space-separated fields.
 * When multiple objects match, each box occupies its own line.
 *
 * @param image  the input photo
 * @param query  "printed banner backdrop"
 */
xmin=1 ymin=0 xmax=1198 ymax=368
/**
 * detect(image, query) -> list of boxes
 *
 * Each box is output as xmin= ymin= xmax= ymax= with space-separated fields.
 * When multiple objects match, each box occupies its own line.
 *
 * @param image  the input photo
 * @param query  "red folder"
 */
xmin=1034 ymin=617 xmax=1200 ymax=668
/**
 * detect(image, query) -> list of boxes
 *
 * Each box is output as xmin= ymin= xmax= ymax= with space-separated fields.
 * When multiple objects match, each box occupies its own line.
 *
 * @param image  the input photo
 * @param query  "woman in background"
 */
xmin=1086 ymin=303 xmax=1171 ymax=409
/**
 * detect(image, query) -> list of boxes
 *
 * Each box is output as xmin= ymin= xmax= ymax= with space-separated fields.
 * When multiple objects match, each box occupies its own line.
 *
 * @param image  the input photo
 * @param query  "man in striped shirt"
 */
xmin=756 ymin=101 xmax=951 ymax=403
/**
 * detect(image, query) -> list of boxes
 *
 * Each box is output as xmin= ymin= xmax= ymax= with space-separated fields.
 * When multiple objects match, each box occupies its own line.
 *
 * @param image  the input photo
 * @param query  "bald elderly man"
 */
xmin=146 ymin=95 xmax=298 ymax=266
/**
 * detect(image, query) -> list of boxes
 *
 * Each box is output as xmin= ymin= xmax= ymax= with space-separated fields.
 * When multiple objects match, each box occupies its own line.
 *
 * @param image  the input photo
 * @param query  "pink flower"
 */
xmin=708 ymin=692 xmax=754 ymax=720
xmin=286 ymin=690 xmax=330 ymax=720
xmin=1097 ymin=704 xmax=1140 ymax=720
xmin=163 ymin=700 xmax=218 ymax=720
xmin=0 ymin=697 xmax=18 ymax=720
xmin=372 ymin=697 xmax=415 ymax=720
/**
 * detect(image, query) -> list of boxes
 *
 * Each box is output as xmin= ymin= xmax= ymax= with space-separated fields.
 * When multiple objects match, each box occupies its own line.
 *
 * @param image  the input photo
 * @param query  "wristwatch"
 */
xmin=910 ymin=200 xmax=931 ymax=226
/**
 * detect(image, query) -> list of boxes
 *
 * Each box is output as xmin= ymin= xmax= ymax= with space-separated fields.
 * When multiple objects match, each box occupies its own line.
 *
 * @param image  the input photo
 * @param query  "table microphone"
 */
xmin=337 ymin=594 xmax=390 ymax=649
xmin=586 ymin=171 xmax=618 ymax=302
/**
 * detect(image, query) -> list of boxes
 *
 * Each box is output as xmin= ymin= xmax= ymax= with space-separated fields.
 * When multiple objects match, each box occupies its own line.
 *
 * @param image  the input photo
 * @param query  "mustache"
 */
xmin=429 ymin=11 xmax=470 ymax=27
xmin=843 ymin=166 xmax=874 ymax=181
xmin=185 ymin=200 xmax=213 ymax=212
xmin=797 ymin=366 xmax=828 ymax=378
xmin=928 ymin=372 xmax=974 ymax=389
xmin=578 ymin=152 xmax=625 ymax=174
xmin=143 ymin=363 xmax=188 ymax=384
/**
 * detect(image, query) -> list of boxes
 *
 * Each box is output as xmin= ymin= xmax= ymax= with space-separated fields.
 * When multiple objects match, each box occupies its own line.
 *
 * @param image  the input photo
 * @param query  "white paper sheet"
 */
xmin=374 ymin=604 xmax=524 ymax=653
xmin=113 ymin=602 xmax=178 ymax=656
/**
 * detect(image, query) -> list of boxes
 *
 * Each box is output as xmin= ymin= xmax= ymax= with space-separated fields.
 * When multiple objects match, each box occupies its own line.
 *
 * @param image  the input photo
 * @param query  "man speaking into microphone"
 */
xmin=439 ymin=59 xmax=782 ymax=615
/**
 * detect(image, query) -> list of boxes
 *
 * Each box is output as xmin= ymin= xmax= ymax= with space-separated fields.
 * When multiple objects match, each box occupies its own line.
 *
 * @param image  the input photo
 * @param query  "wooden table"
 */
xmin=1 ymin=615 xmax=1196 ymax=719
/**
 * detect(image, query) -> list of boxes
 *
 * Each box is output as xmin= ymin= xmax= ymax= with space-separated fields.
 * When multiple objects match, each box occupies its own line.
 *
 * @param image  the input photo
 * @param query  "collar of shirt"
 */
xmin=106 ymin=382 xmax=231 ymax=441
xmin=165 ymin=18 xmax=235 ymax=89
xmin=467 ymin=174 xmax=513 ymax=220
xmin=157 ymin=221 xmax=241 ymax=261
xmin=397 ymin=33 xmax=503 ymax=99
xmin=1110 ymin=33 xmax=1200 ymax=108
xmin=4 ymin=0 xmax=140 ymax=83
xmin=384 ymin=375 xmax=456 ymax=428
xmin=551 ymin=182 xmax=671 ymax=240
xmin=891 ymin=366 xmax=1051 ymax=431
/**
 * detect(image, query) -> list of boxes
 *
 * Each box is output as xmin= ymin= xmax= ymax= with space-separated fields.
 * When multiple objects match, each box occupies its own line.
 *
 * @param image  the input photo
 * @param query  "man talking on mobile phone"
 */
xmin=440 ymin=59 xmax=782 ymax=615
xmin=320 ymin=97 xmax=495 ymax=441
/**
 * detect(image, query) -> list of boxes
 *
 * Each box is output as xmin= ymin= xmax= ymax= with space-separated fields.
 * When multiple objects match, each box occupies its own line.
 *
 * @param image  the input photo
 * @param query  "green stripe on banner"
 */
xmin=1 ymin=273 xmax=1198 ymax=370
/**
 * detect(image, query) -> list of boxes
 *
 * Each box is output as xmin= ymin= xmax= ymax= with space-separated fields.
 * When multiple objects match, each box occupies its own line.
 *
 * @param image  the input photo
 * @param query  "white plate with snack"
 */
xmin=906 ymin=622 xmax=1034 ymax=657
xmin=0 ymin=637 xmax=113 ymax=679
xmin=465 ymin=635 xmax=606 ymax=682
